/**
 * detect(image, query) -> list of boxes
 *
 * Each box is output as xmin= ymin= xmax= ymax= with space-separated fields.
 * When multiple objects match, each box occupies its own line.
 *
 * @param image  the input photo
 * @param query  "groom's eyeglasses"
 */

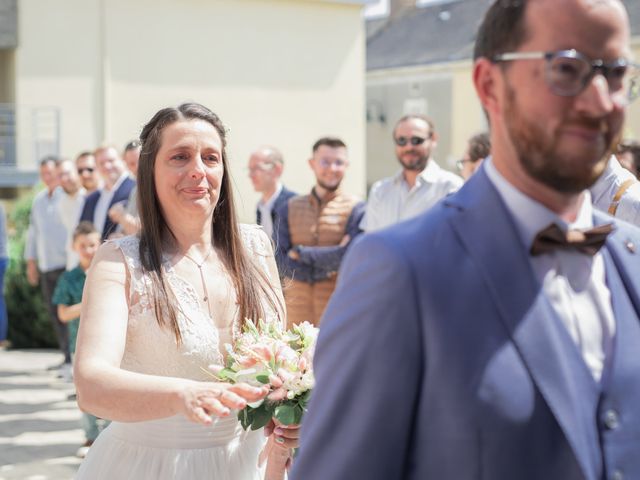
xmin=394 ymin=135 xmax=429 ymax=147
xmin=492 ymin=49 xmax=640 ymax=106
xmin=78 ymin=167 xmax=95 ymax=174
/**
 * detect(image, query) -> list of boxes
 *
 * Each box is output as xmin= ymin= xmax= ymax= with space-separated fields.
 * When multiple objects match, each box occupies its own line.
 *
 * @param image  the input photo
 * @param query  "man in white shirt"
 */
xmin=248 ymin=146 xmax=296 ymax=241
xmin=360 ymin=114 xmax=462 ymax=232
xmin=108 ymin=140 xmax=142 ymax=236
xmin=79 ymin=145 xmax=136 ymax=241
xmin=293 ymin=1 xmax=640 ymax=479
xmin=25 ymin=156 xmax=70 ymax=369
xmin=56 ymin=158 xmax=86 ymax=270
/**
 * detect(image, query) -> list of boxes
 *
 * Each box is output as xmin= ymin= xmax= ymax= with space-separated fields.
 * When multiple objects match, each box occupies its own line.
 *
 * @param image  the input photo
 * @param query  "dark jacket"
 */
xmin=256 ymin=185 xmax=297 ymax=244
xmin=80 ymin=176 xmax=136 ymax=241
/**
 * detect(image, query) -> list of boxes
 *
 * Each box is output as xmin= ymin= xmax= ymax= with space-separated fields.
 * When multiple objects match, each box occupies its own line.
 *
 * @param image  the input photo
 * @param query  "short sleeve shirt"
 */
xmin=52 ymin=266 xmax=86 ymax=353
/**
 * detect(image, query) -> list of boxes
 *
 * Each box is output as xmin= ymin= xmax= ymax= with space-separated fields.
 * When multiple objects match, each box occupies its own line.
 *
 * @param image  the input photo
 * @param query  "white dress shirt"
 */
xmin=24 ymin=188 xmax=68 ymax=272
xmin=94 ymin=173 xmax=128 ymax=235
xmin=257 ymin=182 xmax=283 ymax=238
xmin=485 ymin=158 xmax=615 ymax=382
xmin=590 ymin=155 xmax=640 ymax=226
xmin=57 ymin=188 xmax=86 ymax=270
xmin=360 ymin=160 xmax=463 ymax=232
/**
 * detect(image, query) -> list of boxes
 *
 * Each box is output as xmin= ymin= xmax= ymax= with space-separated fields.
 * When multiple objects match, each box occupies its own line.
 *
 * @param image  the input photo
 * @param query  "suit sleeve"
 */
xmin=295 ymin=201 xmax=366 ymax=270
xmin=79 ymin=195 xmax=92 ymax=223
xmin=290 ymin=233 xmax=423 ymax=480
xmin=273 ymin=200 xmax=304 ymax=278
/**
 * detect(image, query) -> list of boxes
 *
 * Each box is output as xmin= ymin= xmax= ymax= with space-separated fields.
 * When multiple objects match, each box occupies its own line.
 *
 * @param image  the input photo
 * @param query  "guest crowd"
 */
xmin=4 ymin=104 xmax=640 ymax=462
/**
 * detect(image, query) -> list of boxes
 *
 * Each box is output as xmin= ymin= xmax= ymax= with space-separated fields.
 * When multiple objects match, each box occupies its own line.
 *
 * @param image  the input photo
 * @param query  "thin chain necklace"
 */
xmin=182 ymin=248 xmax=213 ymax=319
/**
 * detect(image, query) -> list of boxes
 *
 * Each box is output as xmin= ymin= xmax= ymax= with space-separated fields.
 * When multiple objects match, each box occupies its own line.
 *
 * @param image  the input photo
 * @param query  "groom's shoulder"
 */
xmin=352 ymin=200 xmax=459 ymax=264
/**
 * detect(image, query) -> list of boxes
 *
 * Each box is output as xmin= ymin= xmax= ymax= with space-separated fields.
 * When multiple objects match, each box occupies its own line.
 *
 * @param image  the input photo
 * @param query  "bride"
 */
xmin=74 ymin=103 xmax=297 ymax=479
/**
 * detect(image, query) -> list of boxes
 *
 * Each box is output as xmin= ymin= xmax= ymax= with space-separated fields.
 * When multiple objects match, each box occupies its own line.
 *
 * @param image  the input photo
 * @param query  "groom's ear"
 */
xmin=473 ymin=57 xmax=502 ymax=121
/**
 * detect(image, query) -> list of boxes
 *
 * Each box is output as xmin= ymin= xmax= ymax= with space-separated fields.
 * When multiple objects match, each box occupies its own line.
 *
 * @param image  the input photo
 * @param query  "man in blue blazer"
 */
xmin=248 ymin=146 xmax=296 ymax=271
xmin=292 ymin=1 xmax=640 ymax=479
xmin=79 ymin=145 xmax=135 ymax=241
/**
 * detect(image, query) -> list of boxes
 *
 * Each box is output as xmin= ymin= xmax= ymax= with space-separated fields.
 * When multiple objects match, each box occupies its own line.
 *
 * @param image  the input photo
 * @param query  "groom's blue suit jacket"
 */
xmin=291 ymin=166 xmax=640 ymax=480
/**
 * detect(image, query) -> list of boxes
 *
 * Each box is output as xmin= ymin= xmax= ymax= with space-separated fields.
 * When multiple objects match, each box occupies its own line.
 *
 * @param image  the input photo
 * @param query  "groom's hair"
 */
xmin=474 ymin=0 xmax=528 ymax=62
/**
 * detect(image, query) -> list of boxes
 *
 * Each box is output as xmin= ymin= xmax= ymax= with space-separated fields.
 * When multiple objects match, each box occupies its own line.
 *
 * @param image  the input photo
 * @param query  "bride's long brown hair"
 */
xmin=136 ymin=103 xmax=282 ymax=343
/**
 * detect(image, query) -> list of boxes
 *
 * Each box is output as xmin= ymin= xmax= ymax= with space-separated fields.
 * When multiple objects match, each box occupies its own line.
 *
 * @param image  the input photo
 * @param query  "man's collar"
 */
xmin=484 ymin=156 xmax=594 ymax=251
xmin=310 ymin=185 xmax=341 ymax=204
xmin=393 ymin=159 xmax=439 ymax=186
xmin=103 ymin=172 xmax=129 ymax=193
xmin=259 ymin=182 xmax=283 ymax=209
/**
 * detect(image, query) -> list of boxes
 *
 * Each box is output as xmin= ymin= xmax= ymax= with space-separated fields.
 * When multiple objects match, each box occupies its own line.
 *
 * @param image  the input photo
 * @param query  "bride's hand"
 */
xmin=177 ymin=381 xmax=269 ymax=425
xmin=265 ymin=418 xmax=301 ymax=450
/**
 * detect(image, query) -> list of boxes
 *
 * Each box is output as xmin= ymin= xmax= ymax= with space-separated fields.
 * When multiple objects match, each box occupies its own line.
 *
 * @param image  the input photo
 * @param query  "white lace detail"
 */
xmin=239 ymin=224 xmax=283 ymax=331
xmin=109 ymin=227 xmax=280 ymax=380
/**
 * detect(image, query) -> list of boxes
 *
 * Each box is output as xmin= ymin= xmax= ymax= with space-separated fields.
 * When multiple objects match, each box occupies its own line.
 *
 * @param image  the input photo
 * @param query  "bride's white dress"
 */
xmin=76 ymin=226 xmax=278 ymax=480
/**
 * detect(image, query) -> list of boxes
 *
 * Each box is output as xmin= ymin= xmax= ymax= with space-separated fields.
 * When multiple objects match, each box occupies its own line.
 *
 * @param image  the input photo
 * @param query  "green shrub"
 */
xmin=6 ymin=189 xmax=57 ymax=348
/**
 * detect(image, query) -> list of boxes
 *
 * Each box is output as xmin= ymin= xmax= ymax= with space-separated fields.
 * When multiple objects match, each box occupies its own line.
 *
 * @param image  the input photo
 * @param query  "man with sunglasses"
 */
xmin=360 ymin=114 xmax=462 ymax=232
xmin=292 ymin=1 xmax=640 ymax=479
xmin=75 ymin=151 xmax=102 ymax=194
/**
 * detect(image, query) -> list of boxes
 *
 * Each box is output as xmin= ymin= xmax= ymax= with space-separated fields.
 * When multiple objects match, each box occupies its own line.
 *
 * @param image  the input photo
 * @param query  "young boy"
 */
xmin=52 ymin=221 xmax=107 ymax=458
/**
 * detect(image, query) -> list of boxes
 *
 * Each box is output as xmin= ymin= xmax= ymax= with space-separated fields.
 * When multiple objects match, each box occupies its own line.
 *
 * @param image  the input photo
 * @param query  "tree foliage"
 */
xmin=5 ymin=189 xmax=57 ymax=348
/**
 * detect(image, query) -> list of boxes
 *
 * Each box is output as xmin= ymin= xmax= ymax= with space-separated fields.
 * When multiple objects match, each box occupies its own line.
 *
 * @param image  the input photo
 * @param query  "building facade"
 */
xmin=0 ymin=0 xmax=373 ymax=221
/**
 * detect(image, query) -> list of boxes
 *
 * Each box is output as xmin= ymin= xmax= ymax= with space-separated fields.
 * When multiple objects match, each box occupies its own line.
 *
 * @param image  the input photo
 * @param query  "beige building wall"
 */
xmin=14 ymin=0 xmax=369 ymax=221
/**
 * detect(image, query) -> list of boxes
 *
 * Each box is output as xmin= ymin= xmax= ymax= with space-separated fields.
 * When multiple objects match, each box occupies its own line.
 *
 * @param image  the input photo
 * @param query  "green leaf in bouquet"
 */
xmin=256 ymin=374 xmax=270 ymax=384
xmin=238 ymin=407 xmax=254 ymax=431
xmin=274 ymin=404 xmax=297 ymax=425
xmin=217 ymin=368 xmax=237 ymax=382
xmin=250 ymin=403 xmax=274 ymax=430
xmin=296 ymin=390 xmax=312 ymax=408
xmin=225 ymin=355 xmax=235 ymax=369
xmin=293 ymin=404 xmax=305 ymax=425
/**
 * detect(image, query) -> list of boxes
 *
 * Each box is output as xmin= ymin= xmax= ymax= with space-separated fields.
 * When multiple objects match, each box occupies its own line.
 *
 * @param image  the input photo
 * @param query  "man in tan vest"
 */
xmin=274 ymin=137 xmax=364 ymax=328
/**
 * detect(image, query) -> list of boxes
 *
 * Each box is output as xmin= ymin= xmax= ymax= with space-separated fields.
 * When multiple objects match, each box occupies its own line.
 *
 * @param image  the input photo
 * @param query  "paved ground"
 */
xmin=0 ymin=349 xmax=83 ymax=480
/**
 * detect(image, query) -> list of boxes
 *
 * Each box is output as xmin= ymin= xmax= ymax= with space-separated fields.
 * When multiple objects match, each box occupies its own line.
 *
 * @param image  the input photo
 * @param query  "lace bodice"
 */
xmin=112 ymin=224 xmax=280 ymax=381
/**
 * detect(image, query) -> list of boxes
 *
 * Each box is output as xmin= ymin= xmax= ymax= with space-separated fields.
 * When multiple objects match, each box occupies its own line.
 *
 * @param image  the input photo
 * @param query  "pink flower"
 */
xmin=277 ymin=368 xmax=295 ymax=383
xmin=275 ymin=345 xmax=297 ymax=365
xmin=268 ymin=387 xmax=288 ymax=401
xmin=298 ymin=356 xmax=308 ymax=372
xmin=237 ymin=355 xmax=259 ymax=368
xmin=251 ymin=344 xmax=273 ymax=362
xmin=269 ymin=374 xmax=284 ymax=388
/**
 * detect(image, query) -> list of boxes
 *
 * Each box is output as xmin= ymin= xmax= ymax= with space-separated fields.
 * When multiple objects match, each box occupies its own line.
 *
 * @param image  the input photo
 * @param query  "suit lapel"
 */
xmin=446 ymin=169 xmax=599 ymax=480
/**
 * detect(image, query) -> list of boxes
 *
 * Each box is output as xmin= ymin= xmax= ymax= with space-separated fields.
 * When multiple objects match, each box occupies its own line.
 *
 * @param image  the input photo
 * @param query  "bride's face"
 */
xmin=154 ymin=119 xmax=224 ymax=224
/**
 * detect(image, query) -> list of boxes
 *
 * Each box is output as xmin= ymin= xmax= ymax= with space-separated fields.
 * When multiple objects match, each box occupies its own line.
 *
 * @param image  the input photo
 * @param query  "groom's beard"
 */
xmin=504 ymin=80 xmax=613 ymax=193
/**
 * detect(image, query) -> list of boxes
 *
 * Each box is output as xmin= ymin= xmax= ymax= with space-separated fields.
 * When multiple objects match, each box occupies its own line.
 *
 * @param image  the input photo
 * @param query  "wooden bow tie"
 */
xmin=530 ymin=223 xmax=614 ymax=257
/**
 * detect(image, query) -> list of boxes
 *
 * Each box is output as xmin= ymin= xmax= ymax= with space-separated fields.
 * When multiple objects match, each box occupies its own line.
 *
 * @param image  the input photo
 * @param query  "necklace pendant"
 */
xmin=203 ymin=296 xmax=208 ymax=302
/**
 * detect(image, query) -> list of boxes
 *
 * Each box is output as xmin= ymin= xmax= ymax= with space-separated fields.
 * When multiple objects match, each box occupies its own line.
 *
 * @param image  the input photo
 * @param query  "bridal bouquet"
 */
xmin=210 ymin=320 xmax=318 ymax=430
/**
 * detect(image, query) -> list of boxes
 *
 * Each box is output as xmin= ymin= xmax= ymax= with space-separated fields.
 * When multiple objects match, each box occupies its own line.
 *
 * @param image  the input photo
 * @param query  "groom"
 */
xmin=292 ymin=1 xmax=640 ymax=479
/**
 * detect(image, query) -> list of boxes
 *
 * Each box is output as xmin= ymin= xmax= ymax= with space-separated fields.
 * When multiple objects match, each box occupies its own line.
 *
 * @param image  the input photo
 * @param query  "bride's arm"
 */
xmin=74 ymin=242 xmax=267 ymax=423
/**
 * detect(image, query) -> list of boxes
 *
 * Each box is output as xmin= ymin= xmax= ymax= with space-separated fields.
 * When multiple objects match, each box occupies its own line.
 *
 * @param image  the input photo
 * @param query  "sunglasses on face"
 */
xmin=78 ymin=167 xmax=95 ymax=174
xmin=394 ymin=136 xmax=428 ymax=147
